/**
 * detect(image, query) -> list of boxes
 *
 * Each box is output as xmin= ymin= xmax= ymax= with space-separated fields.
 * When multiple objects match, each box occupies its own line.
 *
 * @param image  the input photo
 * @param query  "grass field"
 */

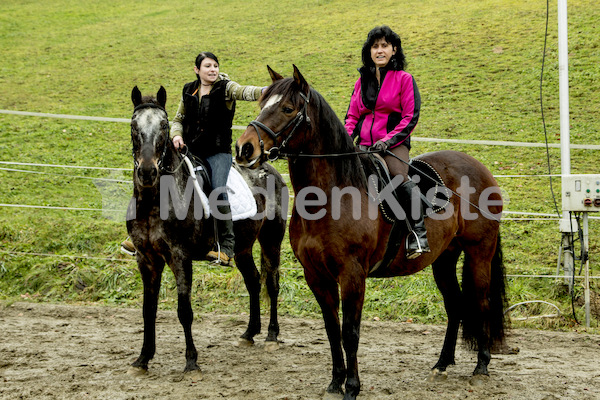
xmin=1 ymin=0 xmax=599 ymax=331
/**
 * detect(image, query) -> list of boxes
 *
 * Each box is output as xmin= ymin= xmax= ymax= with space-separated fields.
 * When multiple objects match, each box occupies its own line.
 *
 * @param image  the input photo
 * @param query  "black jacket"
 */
xmin=181 ymin=79 xmax=236 ymax=158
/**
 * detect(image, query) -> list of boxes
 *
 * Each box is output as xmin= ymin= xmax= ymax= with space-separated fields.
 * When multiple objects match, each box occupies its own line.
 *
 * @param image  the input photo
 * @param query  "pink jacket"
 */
xmin=345 ymin=68 xmax=420 ymax=149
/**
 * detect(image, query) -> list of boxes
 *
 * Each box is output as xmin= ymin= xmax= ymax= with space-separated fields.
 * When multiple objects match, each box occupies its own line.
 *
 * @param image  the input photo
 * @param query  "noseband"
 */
xmin=131 ymin=103 xmax=170 ymax=172
xmin=247 ymin=90 xmax=311 ymax=162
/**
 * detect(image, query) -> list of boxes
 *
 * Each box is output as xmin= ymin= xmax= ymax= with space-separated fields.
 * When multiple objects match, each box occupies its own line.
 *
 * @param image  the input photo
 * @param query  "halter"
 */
xmin=247 ymin=90 xmax=311 ymax=162
xmin=131 ymin=103 xmax=170 ymax=172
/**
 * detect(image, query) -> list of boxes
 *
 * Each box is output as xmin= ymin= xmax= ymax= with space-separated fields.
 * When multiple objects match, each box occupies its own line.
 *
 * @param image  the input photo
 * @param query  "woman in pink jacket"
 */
xmin=345 ymin=25 xmax=429 ymax=259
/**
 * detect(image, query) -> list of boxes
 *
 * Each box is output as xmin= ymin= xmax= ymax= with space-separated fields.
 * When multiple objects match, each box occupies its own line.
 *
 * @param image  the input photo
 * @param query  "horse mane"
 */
xmin=263 ymin=79 xmax=367 ymax=189
xmin=310 ymin=89 xmax=367 ymax=189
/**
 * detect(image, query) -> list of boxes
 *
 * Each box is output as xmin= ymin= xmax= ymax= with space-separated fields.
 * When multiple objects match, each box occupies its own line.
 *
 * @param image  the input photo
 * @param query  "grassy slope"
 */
xmin=1 ymin=0 xmax=599 ymax=330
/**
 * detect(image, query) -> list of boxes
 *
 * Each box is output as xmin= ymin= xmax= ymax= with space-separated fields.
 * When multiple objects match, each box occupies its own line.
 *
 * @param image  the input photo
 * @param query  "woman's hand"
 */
xmin=370 ymin=140 xmax=388 ymax=152
xmin=172 ymin=135 xmax=185 ymax=150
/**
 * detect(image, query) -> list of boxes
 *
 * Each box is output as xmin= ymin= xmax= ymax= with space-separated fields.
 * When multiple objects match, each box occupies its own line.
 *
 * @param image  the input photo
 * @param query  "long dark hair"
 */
xmin=360 ymin=25 xmax=406 ymax=71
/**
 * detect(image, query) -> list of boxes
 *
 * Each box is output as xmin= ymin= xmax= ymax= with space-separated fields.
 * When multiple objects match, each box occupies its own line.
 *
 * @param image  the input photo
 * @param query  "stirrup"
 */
xmin=405 ymin=231 xmax=425 ymax=260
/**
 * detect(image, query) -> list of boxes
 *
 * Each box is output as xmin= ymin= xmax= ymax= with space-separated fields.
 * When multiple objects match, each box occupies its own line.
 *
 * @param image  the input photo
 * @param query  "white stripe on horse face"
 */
xmin=263 ymin=94 xmax=282 ymax=112
xmin=138 ymin=108 xmax=164 ymax=144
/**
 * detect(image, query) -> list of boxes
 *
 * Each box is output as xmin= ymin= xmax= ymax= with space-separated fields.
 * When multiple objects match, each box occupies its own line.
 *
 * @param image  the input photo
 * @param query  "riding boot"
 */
xmin=396 ymin=180 xmax=430 ymax=260
xmin=120 ymin=238 xmax=136 ymax=256
xmin=207 ymin=203 xmax=235 ymax=266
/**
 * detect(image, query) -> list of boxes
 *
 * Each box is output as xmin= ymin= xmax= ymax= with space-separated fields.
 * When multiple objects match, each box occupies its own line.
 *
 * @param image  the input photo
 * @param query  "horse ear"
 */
xmin=131 ymin=86 xmax=142 ymax=107
xmin=267 ymin=65 xmax=284 ymax=82
xmin=157 ymin=86 xmax=167 ymax=108
xmin=292 ymin=64 xmax=309 ymax=94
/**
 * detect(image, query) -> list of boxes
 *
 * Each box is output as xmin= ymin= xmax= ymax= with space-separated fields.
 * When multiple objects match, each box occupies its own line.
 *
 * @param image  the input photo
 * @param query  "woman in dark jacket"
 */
xmin=171 ymin=52 xmax=264 ymax=264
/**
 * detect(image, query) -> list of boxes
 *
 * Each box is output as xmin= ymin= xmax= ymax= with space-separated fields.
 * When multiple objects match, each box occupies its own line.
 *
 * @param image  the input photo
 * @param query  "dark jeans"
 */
xmin=205 ymin=152 xmax=232 ymax=202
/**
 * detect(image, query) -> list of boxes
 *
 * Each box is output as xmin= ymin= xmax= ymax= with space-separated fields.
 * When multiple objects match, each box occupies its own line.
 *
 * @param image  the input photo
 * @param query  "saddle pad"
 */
xmin=226 ymin=166 xmax=258 ymax=221
xmin=368 ymin=155 xmax=450 ymax=223
xmin=408 ymin=159 xmax=451 ymax=214
xmin=187 ymin=159 xmax=257 ymax=221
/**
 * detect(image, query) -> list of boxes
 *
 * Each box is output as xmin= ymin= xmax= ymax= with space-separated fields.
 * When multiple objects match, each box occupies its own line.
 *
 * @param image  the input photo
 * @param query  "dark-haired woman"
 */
xmin=345 ymin=25 xmax=429 ymax=259
xmin=170 ymin=52 xmax=265 ymax=265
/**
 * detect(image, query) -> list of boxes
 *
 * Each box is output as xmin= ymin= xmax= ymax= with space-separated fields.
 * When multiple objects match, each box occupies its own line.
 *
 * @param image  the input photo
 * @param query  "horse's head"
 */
xmin=236 ymin=65 xmax=311 ymax=168
xmin=130 ymin=86 xmax=170 ymax=188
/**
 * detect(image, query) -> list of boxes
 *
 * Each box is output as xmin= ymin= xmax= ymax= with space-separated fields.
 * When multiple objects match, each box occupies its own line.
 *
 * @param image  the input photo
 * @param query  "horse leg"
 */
xmin=339 ymin=269 xmax=366 ymax=400
xmin=430 ymin=247 xmax=463 ymax=379
xmin=461 ymin=240 xmax=499 ymax=378
xmin=131 ymin=257 xmax=164 ymax=372
xmin=305 ymin=271 xmax=345 ymax=396
xmin=172 ymin=258 xmax=199 ymax=373
xmin=235 ymin=251 xmax=262 ymax=343
xmin=259 ymin=222 xmax=284 ymax=343
xmin=261 ymin=248 xmax=281 ymax=343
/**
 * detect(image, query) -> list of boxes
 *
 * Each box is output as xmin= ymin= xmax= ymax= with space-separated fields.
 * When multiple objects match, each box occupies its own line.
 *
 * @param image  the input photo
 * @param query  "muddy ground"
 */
xmin=0 ymin=302 xmax=598 ymax=399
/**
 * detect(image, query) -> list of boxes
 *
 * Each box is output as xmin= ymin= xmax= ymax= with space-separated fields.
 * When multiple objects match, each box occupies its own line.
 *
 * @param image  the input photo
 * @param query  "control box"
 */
xmin=562 ymin=174 xmax=600 ymax=212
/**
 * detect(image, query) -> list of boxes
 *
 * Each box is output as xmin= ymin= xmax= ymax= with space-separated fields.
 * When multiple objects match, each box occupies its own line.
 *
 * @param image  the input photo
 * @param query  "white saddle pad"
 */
xmin=226 ymin=166 xmax=257 ymax=221
xmin=182 ymin=156 xmax=257 ymax=221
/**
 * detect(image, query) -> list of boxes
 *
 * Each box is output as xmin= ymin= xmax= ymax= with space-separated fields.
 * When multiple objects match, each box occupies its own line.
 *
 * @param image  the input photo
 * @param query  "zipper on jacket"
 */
xmin=368 ymin=80 xmax=382 ymax=146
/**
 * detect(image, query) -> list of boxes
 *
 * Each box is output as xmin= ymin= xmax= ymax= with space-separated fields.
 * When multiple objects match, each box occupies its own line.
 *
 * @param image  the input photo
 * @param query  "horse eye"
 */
xmin=282 ymin=106 xmax=294 ymax=114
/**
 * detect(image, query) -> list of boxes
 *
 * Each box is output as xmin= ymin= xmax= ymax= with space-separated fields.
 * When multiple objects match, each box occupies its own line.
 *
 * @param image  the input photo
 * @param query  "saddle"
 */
xmin=368 ymin=154 xmax=450 ymax=224
xmin=366 ymin=153 xmax=451 ymax=274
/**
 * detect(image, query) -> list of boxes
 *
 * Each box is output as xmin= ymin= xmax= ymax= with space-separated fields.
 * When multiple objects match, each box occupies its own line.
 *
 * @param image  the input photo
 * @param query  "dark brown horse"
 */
xmin=235 ymin=67 xmax=507 ymax=399
xmin=127 ymin=86 xmax=287 ymax=376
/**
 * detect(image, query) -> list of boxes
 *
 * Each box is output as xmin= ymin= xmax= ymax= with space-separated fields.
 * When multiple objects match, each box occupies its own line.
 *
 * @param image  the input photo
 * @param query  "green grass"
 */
xmin=1 ymin=0 xmax=599 ymax=332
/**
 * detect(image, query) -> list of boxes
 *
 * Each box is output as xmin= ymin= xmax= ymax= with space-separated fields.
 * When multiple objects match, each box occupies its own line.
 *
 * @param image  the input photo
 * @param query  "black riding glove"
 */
xmin=370 ymin=140 xmax=388 ymax=153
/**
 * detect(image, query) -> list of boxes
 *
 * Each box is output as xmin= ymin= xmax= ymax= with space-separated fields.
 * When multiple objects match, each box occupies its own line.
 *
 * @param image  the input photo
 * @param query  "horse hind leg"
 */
xmin=260 ymin=248 xmax=281 ymax=345
xmin=235 ymin=250 xmax=262 ymax=344
xmin=258 ymin=220 xmax=285 ymax=345
xmin=461 ymin=235 xmax=507 ymax=379
xmin=429 ymin=246 xmax=463 ymax=381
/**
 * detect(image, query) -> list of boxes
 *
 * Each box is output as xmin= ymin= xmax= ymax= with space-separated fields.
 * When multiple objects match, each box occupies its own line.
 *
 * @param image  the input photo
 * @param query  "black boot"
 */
xmin=396 ymin=180 xmax=430 ymax=260
xmin=207 ymin=203 xmax=235 ymax=265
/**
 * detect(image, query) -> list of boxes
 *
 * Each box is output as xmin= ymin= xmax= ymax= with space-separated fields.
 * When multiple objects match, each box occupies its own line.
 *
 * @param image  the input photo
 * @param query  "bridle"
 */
xmin=247 ymin=90 xmax=311 ymax=162
xmin=131 ymin=103 xmax=170 ymax=172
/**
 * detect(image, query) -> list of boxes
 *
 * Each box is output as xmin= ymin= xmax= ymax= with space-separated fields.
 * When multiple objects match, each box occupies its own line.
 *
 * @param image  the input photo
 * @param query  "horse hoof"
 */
xmin=322 ymin=391 xmax=344 ymax=400
xmin=126 ymin=366 xmax=147 ymax=377
xmin=264 ymin=341 xmax=280 ymax=352
xmin=469 ymin=374 xmax=489 ymax=387
xmin=235 ymin=338 xmax=255 ymax=347
xmin=184 ymin=369 xmax=203 ymax=382
xmin=427 ymin=368 xmax=448 ymax=382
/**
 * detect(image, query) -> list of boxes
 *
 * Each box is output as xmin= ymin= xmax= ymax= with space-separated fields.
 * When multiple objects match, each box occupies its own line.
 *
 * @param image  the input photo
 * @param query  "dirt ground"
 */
xmin=1 ymin=302 xmax=598 ymax=400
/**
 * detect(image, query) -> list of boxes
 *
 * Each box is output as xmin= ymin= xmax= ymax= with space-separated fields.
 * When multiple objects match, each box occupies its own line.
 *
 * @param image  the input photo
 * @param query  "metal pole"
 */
xmin=558 ymin=0 xmax=570 ymax=175
xmin=583 ymin=212 xmax=591 ymax=327
xmin=558 ymin=0 xmax=573 ymax=289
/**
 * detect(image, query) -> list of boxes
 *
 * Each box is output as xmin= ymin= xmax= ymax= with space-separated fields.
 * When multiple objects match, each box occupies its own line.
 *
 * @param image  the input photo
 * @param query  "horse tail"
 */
xmin=462 ymin=233 xmax=508 ymax=350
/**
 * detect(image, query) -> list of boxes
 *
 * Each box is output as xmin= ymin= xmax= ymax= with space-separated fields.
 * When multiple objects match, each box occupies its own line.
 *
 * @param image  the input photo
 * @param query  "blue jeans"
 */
xmin=205 ymin=153 xmax=232 ymax=202
xmin=205 ymin=152 xmax=235 ymax=256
